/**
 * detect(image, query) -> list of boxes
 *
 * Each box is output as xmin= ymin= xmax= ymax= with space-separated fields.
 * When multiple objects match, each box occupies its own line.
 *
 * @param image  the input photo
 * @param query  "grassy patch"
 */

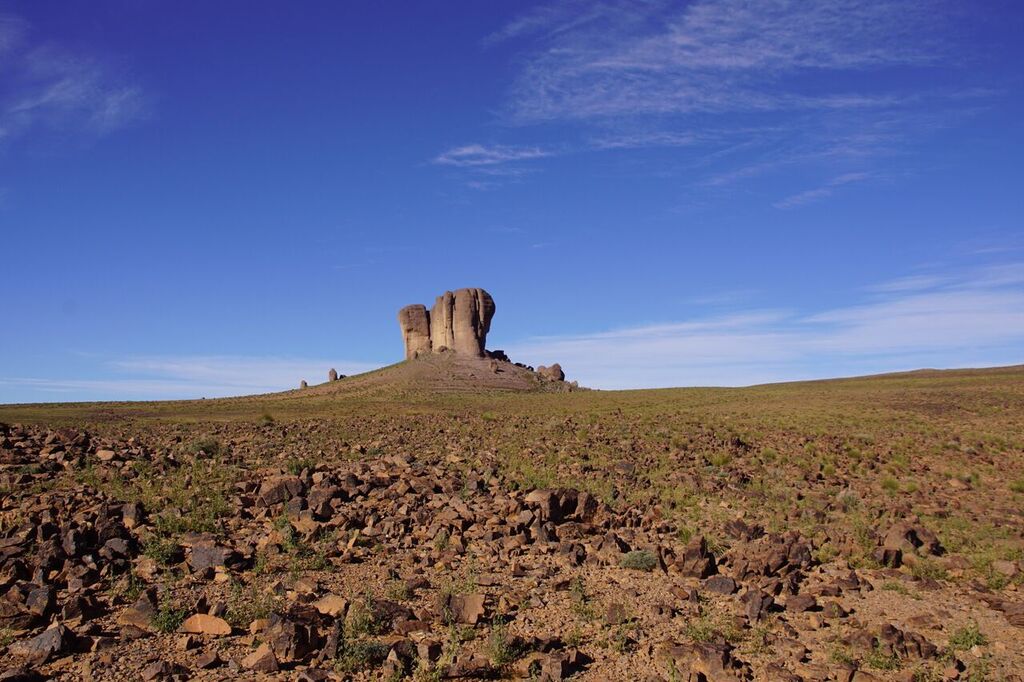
xmin=864 ymin=644 xmax=901 ymax=670
xmin=911 ymin=557 xmax=948 ymax=581
xmin=948 ymin=622 xmax=987 ymax=652
xmin=142 ymin=535 xmax=181 ymax=566
xmin=335 ymin=634 xmax=390 ymax=673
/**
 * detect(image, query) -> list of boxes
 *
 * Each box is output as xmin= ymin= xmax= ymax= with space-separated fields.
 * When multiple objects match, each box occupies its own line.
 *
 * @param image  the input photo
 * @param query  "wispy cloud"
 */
xmin=0 ymin=13 xmax=26 ymax=54
xmin=0 ymin=13 xmax=148 ymax=146
xmin=433 ymin=143 xmax=552 ymax=167
xmin=506 ymin=262 xmax=1024 ymax=388
xmin=773 ymin=171 xmax=871 ymax=209
xmin=500 ymin=0 xmax=945 ymax=123
xmin=587 ymin=130 xmax=699 ymax=151
xmin=1 ymin=355 xmax=380 ymax=402
xmin=865 ymin=274 xmax=950 ymax=293
xmin=449 ymin=1 xmax=991 ymax=205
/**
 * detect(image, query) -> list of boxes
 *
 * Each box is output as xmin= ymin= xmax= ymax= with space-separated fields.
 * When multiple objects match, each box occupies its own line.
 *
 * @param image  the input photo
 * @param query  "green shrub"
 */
xmin=285 ymin=456 xmax=314 ymax=475
xmin=864 ymin=644 xmax=901 ymax=670
xmin=487 ymin=620 xmax=521 ymax=667
xmin=619 ymin=550 xmax=659 ymax=572
xmin=948 ymin=621 xmax=987 ymax=651
xmin=335 ymin=636 xmax=390 ymax=673
xmin=190 ymin=438 xmax=224 ymax=457
xmin=153 ymin=599 xmax=187 ymax=633
xmin=225 ymin=581 xmax=278 ymax=628
xmin=911 ymin=558 xmax=947 ymax=581
xmin=143 ymin=536 xmax=181 ymax=566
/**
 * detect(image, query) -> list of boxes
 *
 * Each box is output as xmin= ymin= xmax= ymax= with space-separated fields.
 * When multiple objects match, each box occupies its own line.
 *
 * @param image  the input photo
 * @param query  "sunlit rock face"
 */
xmin=398 ymin=288 xmax=495 ymax=360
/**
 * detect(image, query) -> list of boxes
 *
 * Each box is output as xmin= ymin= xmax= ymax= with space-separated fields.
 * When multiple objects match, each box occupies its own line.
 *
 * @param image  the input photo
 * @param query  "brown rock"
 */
xmin=405 ymin=288 xmax=496 ymax=358
xmin=328 ymin=368 xmax=338 ymax=382
xmin=398 ymin=304 xmax=433 ymax=359
xmin=116 ymin=589 xmax=158 ymax=632
xmin=189 ymin=544 xmax=238 ymax=573
xmin=785 ymin=593 xmax=818 ymax=613
xmin=537 ymin=364 xmax=565 ymax=382
xmin=446 ymin=653 xmax=494 ymax=678
xmin=605 ymin=602 xmax=628 ymax=625
xmin=242 ymin=643 xmax=279 ymax=672
xmin=675 ymin=535 xmax=717 ymax=578
xmin=140 ymin=661 xmax=187 ymax=681
xmin=25 ymin=586 xmax=55 ymax=617
xmin=742 ymin=589 xmax=774 ymax=623
xmin=0 ymin=668 xmax=45 ymax=682
xmin=180 ymin=613 xmax=232 ymax=636
xmin=7 ymin=624 xmax=74 ymax=665
xmin=541 ymin=650 xmax=589 ymax=680
xmin=657 ymin=640 xmax=750 ymax=681
xmin=704 ymin=576 xmax=737 ymax=595
xmin=446 ymin=593 xmax=485 ymax=625
xmin=196 ymin=650 xmax=222 ymax=668
xmin=312 ymin=594 xmax=348 ymax=618
xmin=258 ymin=475 xmax=303 ymax=506
xmin=883 ymin=522 xmax=943 ymax=556
xmin=265 ymin=608 xmax=320 ymax=662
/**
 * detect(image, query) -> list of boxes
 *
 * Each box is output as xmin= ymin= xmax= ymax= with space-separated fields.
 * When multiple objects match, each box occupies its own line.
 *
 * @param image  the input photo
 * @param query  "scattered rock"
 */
xmin=242 ymin=643 xmax=279 ymax=673
xmin=444 ymin=593 xmax=486 ymax=625
xmin=7 ymin=624 xmax=74 ymax=665
xmin=179 ymin=613 xmax=232 ymax=636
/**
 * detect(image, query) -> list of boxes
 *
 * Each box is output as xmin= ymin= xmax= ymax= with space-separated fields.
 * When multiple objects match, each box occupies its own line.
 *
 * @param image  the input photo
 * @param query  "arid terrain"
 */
xmin=2 ymin=358 xmax=1023 ymax=681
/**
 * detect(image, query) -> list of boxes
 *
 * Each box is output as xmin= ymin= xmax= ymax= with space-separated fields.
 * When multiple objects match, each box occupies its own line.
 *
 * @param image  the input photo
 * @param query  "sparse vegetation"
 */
xmin=864 ymin=644 xmax=901 ymax=670
xmin=225 ymin=579 xmax=278 ymax=628
xmin=153 ymin=596 xmax=188 ymax=633
xmin=486 ymin=619 xmax=521 ymax=667
xmin=2 ymin=364 xmax=1024 ymax=678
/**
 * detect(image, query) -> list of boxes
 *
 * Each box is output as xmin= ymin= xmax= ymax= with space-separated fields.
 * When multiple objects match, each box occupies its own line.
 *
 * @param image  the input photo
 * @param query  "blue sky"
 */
xmin=1 ymin=1 xmax=1022 ymax=401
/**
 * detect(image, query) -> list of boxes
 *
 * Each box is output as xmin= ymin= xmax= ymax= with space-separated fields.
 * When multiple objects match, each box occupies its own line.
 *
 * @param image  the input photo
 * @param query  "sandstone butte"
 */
xmin=398 ymin=287 xmax=496 ymax=360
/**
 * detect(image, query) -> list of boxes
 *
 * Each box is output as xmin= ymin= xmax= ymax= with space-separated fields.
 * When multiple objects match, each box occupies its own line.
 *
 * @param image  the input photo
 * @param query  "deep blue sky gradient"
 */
xmin=1 ymin=1 xmax=1022 ymax=400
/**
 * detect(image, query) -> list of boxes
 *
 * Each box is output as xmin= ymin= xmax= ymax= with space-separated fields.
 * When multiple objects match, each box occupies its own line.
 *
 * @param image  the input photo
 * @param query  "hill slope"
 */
xmin=1 ymin=365 xmax=1023 ymax=680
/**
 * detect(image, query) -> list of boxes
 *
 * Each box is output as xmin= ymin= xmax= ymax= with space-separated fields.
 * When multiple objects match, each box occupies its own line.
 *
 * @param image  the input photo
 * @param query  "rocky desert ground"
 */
xmin=2 ymin=358 xmax=1024 ymax=681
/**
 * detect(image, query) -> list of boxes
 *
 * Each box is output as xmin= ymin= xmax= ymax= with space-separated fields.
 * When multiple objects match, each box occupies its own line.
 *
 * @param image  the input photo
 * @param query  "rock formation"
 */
xmin=328 ymin=368 xmax=338 ymax=382
xmin=398 ymin=304 xmax=432 ymax=359
xmin=398 ymin=288 xmax=496 ymax=360
xmin=537 ymin=363 xmax=565 ymax=382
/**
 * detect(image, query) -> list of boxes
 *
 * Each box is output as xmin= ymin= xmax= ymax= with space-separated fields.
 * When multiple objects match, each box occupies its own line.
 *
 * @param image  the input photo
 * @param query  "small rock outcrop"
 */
xmin=328 ymin=368 xmax=338 ymax=382
xmin=537 ymin=364 xmax=565 ymax=382
xmin=398 ymin=288 xmax=496 ymax=360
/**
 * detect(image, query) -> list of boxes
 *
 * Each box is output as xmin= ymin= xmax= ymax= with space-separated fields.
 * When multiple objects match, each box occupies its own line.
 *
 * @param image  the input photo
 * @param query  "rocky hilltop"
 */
xmin=391 ymin=288 xmax=575 ymax=392
xmin=295 ymin=288 xmax=572 ymax=393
